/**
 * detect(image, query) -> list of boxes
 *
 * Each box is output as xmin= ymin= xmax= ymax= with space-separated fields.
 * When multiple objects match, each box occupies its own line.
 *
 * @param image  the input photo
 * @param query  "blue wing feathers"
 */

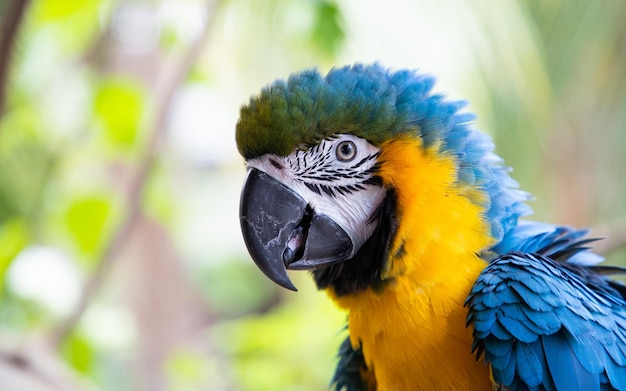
xmin=472 ymin=307 xmax=498 ymax=332
xmin=519 ymin=274 xmax=552 ymax=295
xmin=467 ymin=225 xmax=626 ymax=390
xmin=492 ymin=221 xmax=604 ymax=266
xmin=496 ymin=357 xmax=516 ymax=387
xmin=564 ymin=330 xmax=605 ymax=373
xmin=516 ymin=341 xmax=543 ymax=387
xmin=510 ymin=284 xmax=554 ymax=312
xmin=605 ymin=341 xmax=626 ymax=366
xmin=489 ymin=318 xmax=516 ymax=341
xmin=530 ymin=341 xmax=558 ymax=391
xmin=486 ymin=335 xmax=514 ymax=358
xmin=605 ymin=359 xmax=626 ymax=390
xmin=498 ymin=312 xmax=539 ymax=343
xmin=542 ymin=332 xmax=602 ymax=391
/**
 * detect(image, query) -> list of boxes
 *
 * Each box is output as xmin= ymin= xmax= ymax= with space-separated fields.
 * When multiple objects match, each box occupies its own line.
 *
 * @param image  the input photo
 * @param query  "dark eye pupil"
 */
xmin=336 ymin=140 xmax=356 ymax=162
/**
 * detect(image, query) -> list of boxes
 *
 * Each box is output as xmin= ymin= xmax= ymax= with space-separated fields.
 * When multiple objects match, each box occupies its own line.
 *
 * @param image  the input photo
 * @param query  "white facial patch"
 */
xmin=246 ymin=134 xmax=387 ymax=258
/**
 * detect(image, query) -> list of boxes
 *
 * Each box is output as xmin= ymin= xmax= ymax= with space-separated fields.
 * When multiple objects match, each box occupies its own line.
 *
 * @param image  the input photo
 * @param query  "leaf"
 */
xmin=65 ymin=195 xmax=112 ymax=259
xmin=32 ymin=0 xmax=100 ymax=22
xmin=60 ymin=332 xmax=95 ymax=376
xmin=93 ymin=79 xmax=145 ymax=150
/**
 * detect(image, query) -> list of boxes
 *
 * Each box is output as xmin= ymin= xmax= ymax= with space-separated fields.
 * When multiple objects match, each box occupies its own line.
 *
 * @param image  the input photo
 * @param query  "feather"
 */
xmin=331 ymin=335 xmax=369 ymax=391
xmin=485 ymin=335 xmax=514 ymax=365
xmin=604 ymin=359 xmax=626 ymax=390
xmin=542 ymin=333 xmax=592 ymax=391
xmin=467 ymin=249 xmax=626 ymax=390
xmin=515 ymin=342 xmax=543 ymax=387
xmin=604 ymin=341 xmax=626 ymax=366
xmin=497 ymin=313 xmax=538 ymax=343
xmin=563 ymin=329 xmax=605 ymax=373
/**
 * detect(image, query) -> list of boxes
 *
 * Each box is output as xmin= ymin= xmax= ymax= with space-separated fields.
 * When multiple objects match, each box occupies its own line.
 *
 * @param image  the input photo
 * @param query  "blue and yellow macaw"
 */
xmin=235 ymin=64 xmax=626 ymax=390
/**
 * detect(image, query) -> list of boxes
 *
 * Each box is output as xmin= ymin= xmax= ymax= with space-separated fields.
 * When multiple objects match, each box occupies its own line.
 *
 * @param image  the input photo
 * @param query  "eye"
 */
xmin=335 ymin=140 xmax=357 ymax=162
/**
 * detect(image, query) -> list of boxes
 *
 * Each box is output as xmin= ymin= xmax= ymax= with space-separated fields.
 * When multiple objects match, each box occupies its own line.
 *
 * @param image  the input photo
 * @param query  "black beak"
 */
xmin=239 ymin=169 xmax=353 ymax=291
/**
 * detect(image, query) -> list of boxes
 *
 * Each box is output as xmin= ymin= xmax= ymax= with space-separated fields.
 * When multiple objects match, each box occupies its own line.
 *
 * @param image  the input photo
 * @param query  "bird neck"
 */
xmin=327 ymin=137 xmax=495 ymax=390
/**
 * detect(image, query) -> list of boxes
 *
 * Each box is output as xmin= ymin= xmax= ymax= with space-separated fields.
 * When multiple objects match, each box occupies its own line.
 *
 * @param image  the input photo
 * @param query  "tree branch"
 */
xmin=50 ymin=0 xmax=220 ymax=348
xmin=0 ymin=0 xmax=32 ymax=116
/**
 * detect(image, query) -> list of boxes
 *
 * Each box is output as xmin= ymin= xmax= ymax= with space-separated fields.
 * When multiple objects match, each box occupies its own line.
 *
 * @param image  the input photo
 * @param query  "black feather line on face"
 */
xmin=304 ymin=182 xmax=322 ymax=195
xmin=288 ymin=140 xmax=381 ymax=199
xmin=312 ymin=189 xmax=398 ymax=296
xmin=287 ymin=139 xmax=382 ymax=198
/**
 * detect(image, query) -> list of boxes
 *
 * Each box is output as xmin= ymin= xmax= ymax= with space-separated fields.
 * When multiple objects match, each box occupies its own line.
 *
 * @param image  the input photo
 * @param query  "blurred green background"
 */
xmin=0 ymin=1 xmax=625 ymax=390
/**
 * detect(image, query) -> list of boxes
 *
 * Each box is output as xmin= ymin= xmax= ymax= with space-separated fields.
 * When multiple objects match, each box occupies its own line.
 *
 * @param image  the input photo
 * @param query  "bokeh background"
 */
xmin=0 ymin=1 xmax=625 ymax=390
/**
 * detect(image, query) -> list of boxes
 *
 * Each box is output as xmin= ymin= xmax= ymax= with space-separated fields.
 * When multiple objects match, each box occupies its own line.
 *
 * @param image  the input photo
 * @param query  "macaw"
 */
xmin=235 ymin=64 xmax=626 ymax=391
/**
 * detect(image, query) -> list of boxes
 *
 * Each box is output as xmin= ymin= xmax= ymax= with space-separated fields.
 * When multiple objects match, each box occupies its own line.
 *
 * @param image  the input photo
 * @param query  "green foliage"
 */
xmin=94 ymin=79 xmax=145 ymax=150
xmin=61 ymin=332 xmax=96 ymax=376
xmin=166 ymin=349 xmax=216 ymax=391
xmin=195 ymin=261 xmax=278 ymax=318
xmin=0 ymin=0 xmax=351 ymax=386
xmin=474 ymin=1 xmax=626 ymax=225
xmin=211 ymin=279 xmax=344 ymax=391
xmin=0 ymin=132 xmax=53 ymax=222
xmin=311 ymin=0 xmax=345 ymax=57
xmin=65 ymin=195 xmax=112 ymax=259
xmin=28 ymin=0 xmax=104 ymax=53
xmin=0 ymin=218 xmax=28 ymax=295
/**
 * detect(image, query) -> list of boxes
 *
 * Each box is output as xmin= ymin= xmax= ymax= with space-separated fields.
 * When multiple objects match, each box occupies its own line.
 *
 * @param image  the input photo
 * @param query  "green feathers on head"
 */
xmin=236 ymin=64 xmax=416 ymax=159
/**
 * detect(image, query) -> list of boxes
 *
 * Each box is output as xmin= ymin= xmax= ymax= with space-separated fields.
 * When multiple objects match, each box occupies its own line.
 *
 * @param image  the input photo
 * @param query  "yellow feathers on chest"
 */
xmin=329 ymin=137 xmax=494 ymax=390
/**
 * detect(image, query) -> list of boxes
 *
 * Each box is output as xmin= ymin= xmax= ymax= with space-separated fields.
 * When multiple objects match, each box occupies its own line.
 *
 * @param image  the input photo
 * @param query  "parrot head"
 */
xmin=236 ymin=64 xmax=530 ymax=294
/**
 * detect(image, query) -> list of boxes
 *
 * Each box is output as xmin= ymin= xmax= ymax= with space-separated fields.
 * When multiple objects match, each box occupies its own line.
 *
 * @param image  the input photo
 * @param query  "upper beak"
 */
xmin=239 ymin=168 xmax=353 ymax=291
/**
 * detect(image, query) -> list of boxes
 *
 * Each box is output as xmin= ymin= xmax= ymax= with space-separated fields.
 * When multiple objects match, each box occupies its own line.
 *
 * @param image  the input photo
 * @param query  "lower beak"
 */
xmin=239 ymin=169 xmax=353 ymax=291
